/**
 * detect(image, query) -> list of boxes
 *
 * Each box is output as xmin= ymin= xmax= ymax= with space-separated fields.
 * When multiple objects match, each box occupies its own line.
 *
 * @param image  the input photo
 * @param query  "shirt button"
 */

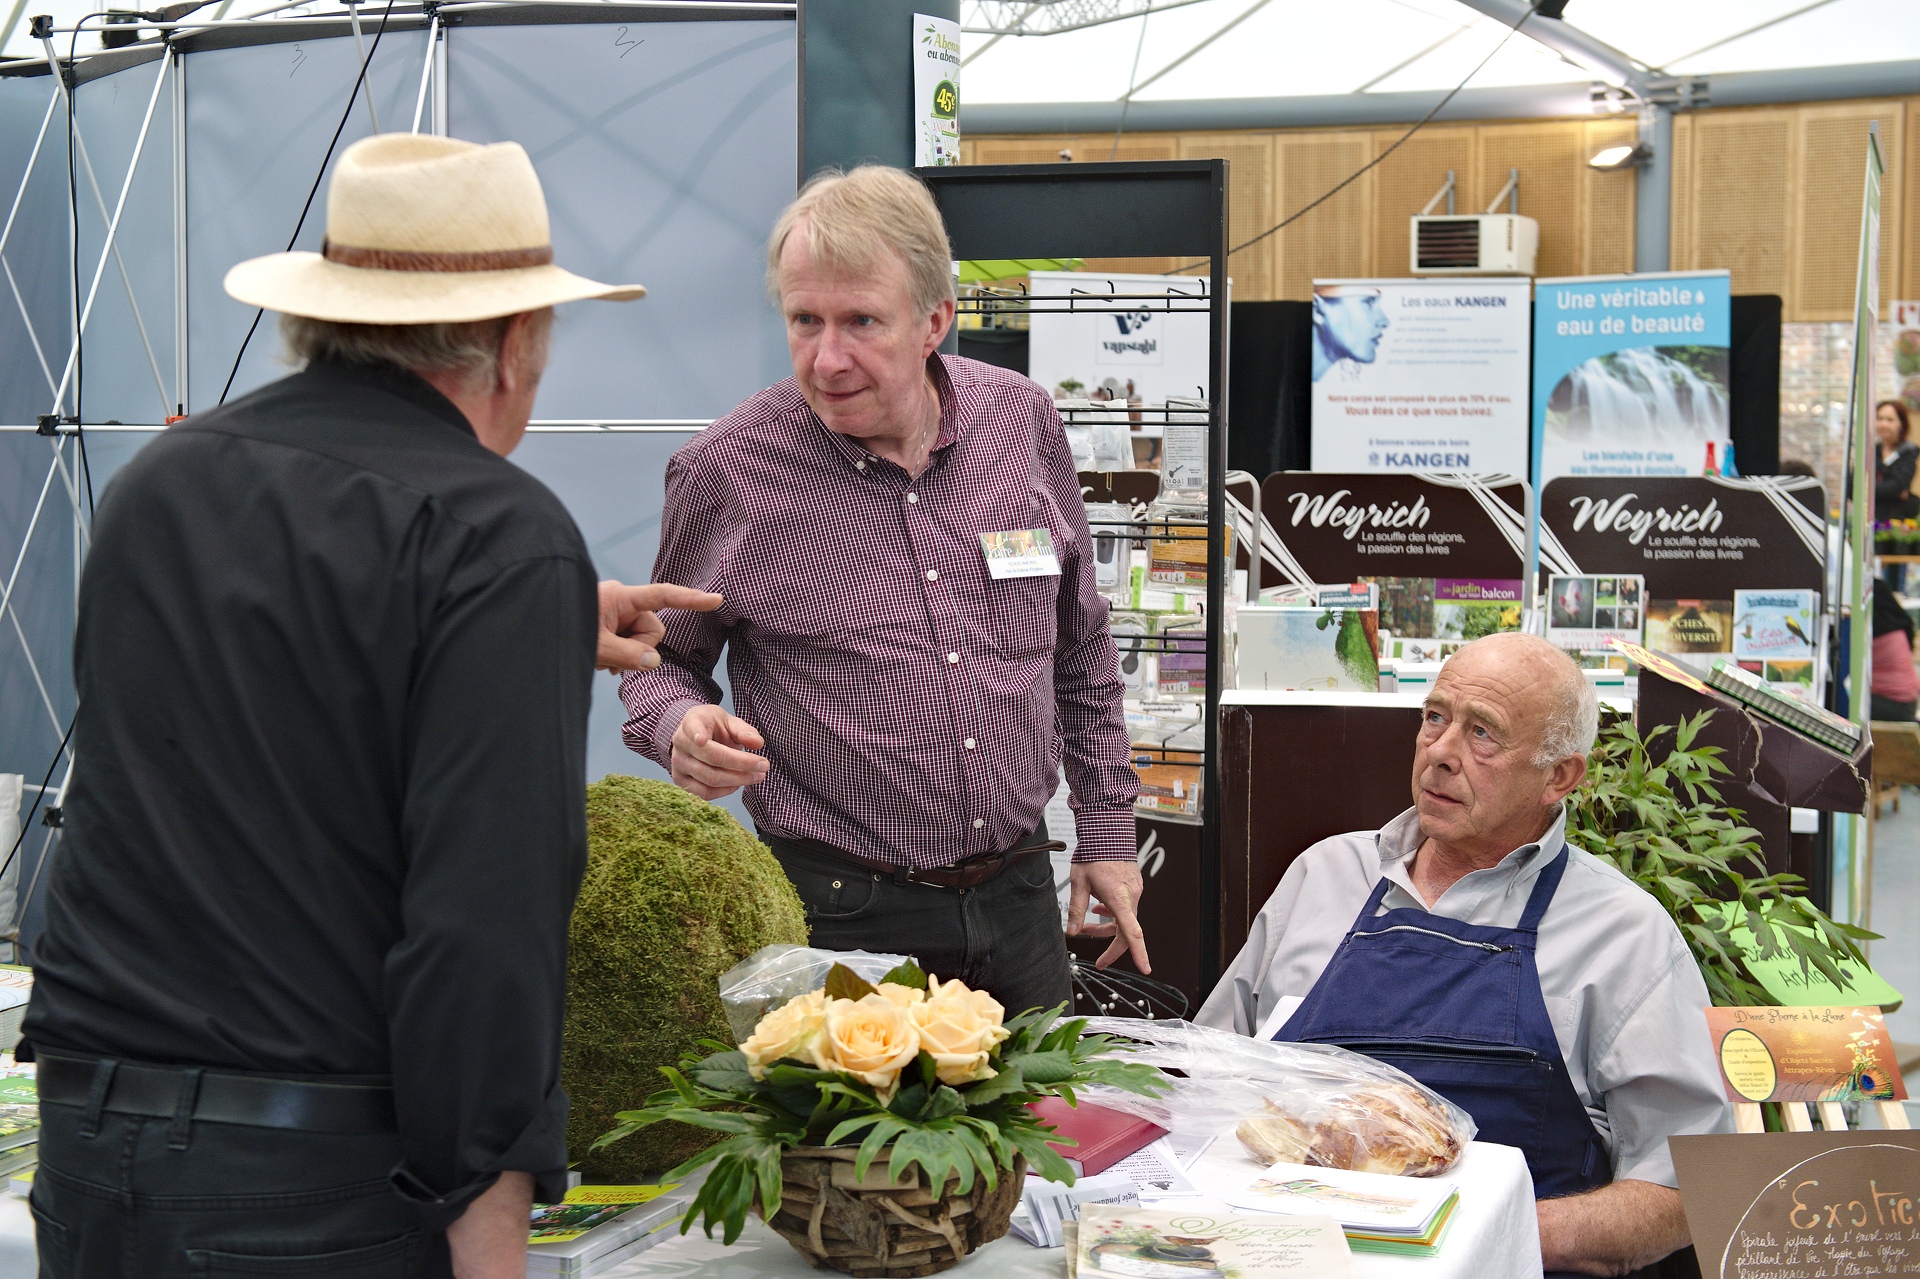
xmin=856 ymin=460 xmax=867 ymax=470
xmin=973 ymin=818 xmax=984 ymax=829
xmin=927 ymin=569 xmax=939 ymax=581
xmin=907 ymin=492 xmax=919 ymax=504
xmin=947 ymin=652 xmax=959 ymax=663
xmin=964 ymin=738 xmax=976 ymax=750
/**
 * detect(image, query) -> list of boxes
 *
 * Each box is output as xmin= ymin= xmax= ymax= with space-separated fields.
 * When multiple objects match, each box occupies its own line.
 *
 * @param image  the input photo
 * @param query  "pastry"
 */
xmin=1235 ymin=1081 xmax=1464 ymax=1177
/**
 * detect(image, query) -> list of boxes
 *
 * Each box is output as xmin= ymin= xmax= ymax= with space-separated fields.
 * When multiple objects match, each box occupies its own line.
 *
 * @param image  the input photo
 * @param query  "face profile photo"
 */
xmin=1549 ymin=576 xmax=1592 ymax=629
xmin=1311 ymin=285 xmax=1390 ymax=382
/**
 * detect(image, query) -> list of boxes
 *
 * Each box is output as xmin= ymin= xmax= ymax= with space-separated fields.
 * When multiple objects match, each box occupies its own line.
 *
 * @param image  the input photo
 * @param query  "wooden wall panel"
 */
xmin=963 ymin=93 xmax=1919 ymax=320
xmin=1479 ymin=122 xmax=1586 ymax=278
xmin=1079 ymin=135 xmax=1182 ymax=275
xmin=1180 ymin=133 xmax=1275 ymax=300
xmin=1580 ymin=118 xmax=1638 ymax=275
xmin=1684 ymin=108 xmax=1796 ymax=300
xmin=1369 ymin=127 xmax=1478 ymax=281
xmin=1908 ymin=101 xmax=1920 ymax=301
xmin=1276 ymin=131 xmax=1371 ymax=299
xmin=1796 ymin=102 xmax=1903 ymax=321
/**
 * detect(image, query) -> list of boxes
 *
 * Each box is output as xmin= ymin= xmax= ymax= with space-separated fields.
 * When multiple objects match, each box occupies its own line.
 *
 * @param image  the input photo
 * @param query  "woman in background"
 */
xmin=1876 ymin=400 xmax=1918 ymax=520
xmin=1871 ymin=577 xmax=1918 ymax=722
xmin=1876 ymin=400 xmax=1918 ymax=590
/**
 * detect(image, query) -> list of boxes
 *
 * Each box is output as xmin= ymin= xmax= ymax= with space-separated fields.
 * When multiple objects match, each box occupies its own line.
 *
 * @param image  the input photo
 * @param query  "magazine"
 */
xmin=1076 ymin=1205 xmax=1353 ymax=1278
xmin=1731 ymin=589 xmax=1818 ymax=663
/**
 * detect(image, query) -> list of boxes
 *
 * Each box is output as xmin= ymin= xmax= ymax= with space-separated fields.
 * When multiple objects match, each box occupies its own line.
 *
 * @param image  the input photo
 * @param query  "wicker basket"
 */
xmin=758 ymin=1145 xmax=1027 ymax=1277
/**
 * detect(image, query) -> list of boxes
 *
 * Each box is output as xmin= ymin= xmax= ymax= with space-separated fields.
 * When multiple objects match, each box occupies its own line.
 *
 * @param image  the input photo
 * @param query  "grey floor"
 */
xmin=1865 ymin=788 xmax=1920 ymax=1097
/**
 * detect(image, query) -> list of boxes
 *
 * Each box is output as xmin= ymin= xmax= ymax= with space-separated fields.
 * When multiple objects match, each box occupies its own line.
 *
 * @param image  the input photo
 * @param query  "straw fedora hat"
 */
xmin=224 ymin=133 xmax=644 ymax=325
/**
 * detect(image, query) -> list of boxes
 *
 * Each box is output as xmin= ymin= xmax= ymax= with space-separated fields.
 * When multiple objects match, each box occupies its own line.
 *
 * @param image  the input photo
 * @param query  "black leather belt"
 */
xmin=37 ymin=1052 xmax=397 ymax=1134
xmin=764 ymin=830 xmax=1065 ymax=890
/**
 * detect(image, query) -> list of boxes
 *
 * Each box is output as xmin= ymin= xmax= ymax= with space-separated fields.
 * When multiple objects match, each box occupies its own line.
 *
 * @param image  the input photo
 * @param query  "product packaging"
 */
xmin=716 ymin=944 xmax=914 ymax=1043
xmin=1075 ymin=1019 xmax=1475 ymax=1178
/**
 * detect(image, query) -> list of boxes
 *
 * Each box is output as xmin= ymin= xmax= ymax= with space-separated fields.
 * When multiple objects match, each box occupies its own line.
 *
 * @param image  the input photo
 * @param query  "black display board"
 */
xmin=1731 ymin=294 xmax=1783 ymax=475
xmin=1256 ymin=472 xmax=1530 ymax=588
xmin=1538 ymin=476 xmax=1826 ymax=596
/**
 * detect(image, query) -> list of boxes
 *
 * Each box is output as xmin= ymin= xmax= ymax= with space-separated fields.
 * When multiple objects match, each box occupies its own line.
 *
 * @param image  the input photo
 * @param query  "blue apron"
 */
xmin=1276 ymin=845 xmax=1611 ymax=1211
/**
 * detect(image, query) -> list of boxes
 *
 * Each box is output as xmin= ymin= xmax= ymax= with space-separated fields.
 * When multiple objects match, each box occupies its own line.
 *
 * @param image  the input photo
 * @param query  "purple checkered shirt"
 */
xmin=619 ymin=355 xmax=1138 ymax=869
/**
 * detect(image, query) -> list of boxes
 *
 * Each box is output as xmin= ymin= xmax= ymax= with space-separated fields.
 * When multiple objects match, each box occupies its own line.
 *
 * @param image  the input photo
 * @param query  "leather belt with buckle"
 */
xmin=765 ymin=833 xmax=1067 ymax=890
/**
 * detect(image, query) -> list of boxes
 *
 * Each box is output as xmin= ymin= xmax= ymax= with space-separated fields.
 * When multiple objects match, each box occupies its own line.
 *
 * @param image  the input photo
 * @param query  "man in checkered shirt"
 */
xmin=619 ymin=166 xmax=1146 ymax=1016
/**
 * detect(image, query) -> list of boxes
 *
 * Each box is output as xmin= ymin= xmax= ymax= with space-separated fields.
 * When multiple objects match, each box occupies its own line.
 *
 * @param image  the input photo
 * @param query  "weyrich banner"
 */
xmin=1532 ymin=270 xmax=1731 ymax=484
xmin=1540 ymin=476 xmax=1826 ymax=593
xmin=1307 ymin=277 xmax=1531 ymax=476
xmin=1257 ymin=472 xmax=1530 ymax=586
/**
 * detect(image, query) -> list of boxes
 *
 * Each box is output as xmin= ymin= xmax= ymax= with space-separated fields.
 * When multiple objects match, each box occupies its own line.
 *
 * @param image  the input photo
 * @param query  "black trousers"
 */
xmin=33 ymin=1094 xmax=448 ymax=1278
xmin=764 ymin=835 xmax=1074 ymax=1019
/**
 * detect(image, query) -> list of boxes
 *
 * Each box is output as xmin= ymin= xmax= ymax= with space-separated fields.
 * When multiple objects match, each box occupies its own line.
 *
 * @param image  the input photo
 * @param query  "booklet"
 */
xmin=1226 ymin=1160 xmax=1458 ymax=1245
xmin=1076 ymin=1205 xmax=1354 ymax=1278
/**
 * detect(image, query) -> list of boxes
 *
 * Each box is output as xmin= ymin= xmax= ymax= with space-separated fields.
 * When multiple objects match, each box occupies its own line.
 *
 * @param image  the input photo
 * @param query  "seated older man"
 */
xmin=1197 ymin=633 xmax=1728 ymax=1278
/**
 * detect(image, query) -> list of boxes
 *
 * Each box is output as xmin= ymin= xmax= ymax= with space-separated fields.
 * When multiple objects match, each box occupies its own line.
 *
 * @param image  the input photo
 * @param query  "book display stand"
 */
xmin=919 ymin=162 xmax=1229 ymax=1001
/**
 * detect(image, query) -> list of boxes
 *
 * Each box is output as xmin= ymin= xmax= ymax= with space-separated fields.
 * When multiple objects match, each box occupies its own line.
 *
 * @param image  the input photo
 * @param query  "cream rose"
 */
xmin=740 ymin=990 xmax=830 ymax=1079
xmin=909 ymin=978 xmax=1011 ymax=1087
xmin=821 ymin=993 xmax=922 ymax=1100
xmin=874 ymin=982 xmax=926 ymax=1010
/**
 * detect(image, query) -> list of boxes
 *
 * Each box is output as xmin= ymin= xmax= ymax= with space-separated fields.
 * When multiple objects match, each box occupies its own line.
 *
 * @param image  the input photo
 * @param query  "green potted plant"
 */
xmin=1565 ymin=711 xmax=1876 ymax=1007
xmin=594 ymin=961 xmax=1165 ymax=1276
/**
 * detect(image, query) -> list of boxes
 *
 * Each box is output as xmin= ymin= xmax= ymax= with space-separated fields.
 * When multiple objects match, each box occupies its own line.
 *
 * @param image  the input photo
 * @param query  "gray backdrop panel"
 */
xmin=0 ymin=74 xmax=71 ymax=427
xmin=184 ymin=30 xmax=430 ymax=409
xmin=74 ymin=54 xmax=177 ymax=425
xmin=448 ymin=19 xmax=796 ymax=420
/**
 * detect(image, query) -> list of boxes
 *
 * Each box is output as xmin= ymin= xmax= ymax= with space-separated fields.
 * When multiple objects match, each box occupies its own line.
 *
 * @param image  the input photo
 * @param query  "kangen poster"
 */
xmin=1308 ymin=276 xmax=1531 ymax=476
xmin=1533 ymin=270 xmax=1731 ymax=485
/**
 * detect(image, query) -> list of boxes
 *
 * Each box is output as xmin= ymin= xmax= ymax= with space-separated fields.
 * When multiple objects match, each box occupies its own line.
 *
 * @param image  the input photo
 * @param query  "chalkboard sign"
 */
xmin=1672 ymin=1132 xmax=1920 ymax=1278
xmin=1257 ymin=472 xmax=1530 ymax=587
xmin=1539 ymin=476 xmax=1826 ymax=598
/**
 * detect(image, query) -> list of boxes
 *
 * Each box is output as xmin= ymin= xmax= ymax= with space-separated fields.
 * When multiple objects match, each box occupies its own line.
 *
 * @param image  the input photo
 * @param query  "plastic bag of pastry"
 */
xmin=715 ymin=944 xmax=913 ymax=1043
xmin=1074 ymin=1018 xmax=1474 ymax=1177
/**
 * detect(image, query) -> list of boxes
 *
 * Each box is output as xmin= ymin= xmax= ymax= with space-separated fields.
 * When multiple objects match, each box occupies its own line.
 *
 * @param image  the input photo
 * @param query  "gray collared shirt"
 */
xmin=1195 ymin=806 xmax=1732 ymax=1187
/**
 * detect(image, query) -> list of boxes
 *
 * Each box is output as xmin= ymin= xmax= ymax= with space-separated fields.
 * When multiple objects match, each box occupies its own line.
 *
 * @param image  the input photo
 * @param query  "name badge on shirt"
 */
xmin=980 ymin=529 xmax=1061 ymax=579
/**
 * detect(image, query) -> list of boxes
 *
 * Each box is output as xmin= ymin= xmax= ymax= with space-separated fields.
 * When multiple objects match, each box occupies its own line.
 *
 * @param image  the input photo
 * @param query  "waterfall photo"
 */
xmin=1546 ymin=344 xmax=1730 ymax=455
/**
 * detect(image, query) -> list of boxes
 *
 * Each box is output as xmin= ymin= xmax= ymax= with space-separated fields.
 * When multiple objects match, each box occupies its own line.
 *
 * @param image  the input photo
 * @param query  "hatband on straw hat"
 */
xmin=224 ymin=133 xmax=644 ymax=325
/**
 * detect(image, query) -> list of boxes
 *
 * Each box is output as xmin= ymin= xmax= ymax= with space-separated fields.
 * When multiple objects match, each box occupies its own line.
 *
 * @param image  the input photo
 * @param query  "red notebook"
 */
xmin=1027 ymin=1097 xmax=1166 ymax=1176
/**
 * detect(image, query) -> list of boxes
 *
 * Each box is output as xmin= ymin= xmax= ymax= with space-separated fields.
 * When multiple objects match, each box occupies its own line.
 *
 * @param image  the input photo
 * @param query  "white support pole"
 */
xmin=172 ymin=45 xmax=187 ymax=417
xmin=2 ymin=258 xmax=60 ymax=399
xmin=0 ymin=86 xmax=58 ymax=259
xmin=410 ymin=12 xmax=439 ymax=133
xmin=48 ymin=51 xmax=173 ymax=417
xmin=37 ymin=36 xmax=174 ymax=417
xmin=6 ymin=599 xmax=70 ymax=743
xmin=345 ymin=0 xmax=383 ymax=133
xmin=432 ymin=18 xmax=447 ymax=136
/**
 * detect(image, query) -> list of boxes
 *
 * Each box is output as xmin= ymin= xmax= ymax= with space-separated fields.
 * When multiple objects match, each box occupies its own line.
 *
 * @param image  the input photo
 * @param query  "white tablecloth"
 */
xmin=0 ymin=1194 xmax=35 ymax=1279
xmin=605 ymin=1140 xmax=1542 ymax=1279
xmin=0 ymin=1141 xmax=1541 ymax=1278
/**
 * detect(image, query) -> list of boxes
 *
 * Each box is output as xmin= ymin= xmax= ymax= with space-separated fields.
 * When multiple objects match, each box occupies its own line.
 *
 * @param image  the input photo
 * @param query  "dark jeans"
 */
xmin=33 ymin=1094 xmax=447 ymax=1278
xmin=764 ymin=835 xmax=1074 ymax=1019
xmin=1871 ymin=694 xmax=1917 ymax=722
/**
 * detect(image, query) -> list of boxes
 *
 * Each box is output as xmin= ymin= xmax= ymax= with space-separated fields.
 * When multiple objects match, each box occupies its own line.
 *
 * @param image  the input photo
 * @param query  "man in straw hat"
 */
xmin=23 ymin=134 xmax=712 ymax=1278
xmin=620 ymin=165 xmax=1148 ymax=1016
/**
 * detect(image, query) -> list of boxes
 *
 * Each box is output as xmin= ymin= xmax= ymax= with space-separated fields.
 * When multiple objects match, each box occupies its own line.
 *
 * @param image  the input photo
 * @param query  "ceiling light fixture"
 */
xmin=1589 ymin=142 xmax=1651 ymax=170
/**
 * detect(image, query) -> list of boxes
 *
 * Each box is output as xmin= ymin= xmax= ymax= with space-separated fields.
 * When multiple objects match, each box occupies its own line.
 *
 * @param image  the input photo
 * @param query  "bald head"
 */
xmin=1452 ymin=633 xmax=1599 ymax=767
xmin=1411 ymin=633 xmax=1596 ymax=868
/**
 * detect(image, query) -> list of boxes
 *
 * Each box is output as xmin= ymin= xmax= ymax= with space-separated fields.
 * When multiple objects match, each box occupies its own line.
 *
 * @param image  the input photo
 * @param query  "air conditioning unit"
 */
xmin=1410 ymin=214 xmax=1539 ymax=275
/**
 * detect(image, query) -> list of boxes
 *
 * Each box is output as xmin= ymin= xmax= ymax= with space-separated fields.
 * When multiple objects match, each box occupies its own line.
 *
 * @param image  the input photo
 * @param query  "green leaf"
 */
xmin=1010 ymin=1050 xmax=1076 ymax=1084
xmin=879 ymin=960 xmax=930 ymax=990
xmin=825 ymin=963 xmax=879 ymax=1002
xmin=961 ymin=1065 xmax=1028 ymax=1109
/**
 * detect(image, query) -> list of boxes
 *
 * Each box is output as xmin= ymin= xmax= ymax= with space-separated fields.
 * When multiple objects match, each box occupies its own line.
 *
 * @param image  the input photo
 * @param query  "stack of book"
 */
xmin=1227 ymin=1161 xmax=1459 ymax=1257
xmin=0 ymin=1068 xmax=37 ymax=1189
xmin=1074 ymin=1205 xmax=1354 ymax=1277
xmin=526 ymin=1184 xmax=689 ymax=1278
xmin=1705 ymin=658 xmax=1862 ymax=755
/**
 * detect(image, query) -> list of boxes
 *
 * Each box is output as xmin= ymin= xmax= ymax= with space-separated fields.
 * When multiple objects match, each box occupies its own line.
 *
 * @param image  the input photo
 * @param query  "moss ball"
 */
xmin=564 ymin=775 xmax=809 ymax=1179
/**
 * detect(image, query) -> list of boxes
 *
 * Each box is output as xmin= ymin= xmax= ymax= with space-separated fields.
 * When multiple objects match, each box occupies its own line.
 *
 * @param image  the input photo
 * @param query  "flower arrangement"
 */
xmin=593 ymin=960 xmax=1167 ymax=1248
xmin=1876 ymin=519 xmax=1920 ymax=554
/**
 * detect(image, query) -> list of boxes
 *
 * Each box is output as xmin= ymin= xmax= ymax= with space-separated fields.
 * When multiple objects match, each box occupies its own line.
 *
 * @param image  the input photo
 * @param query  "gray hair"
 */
xmin=766 ymin=165 xmax=955 ymax=316
xmin=1532 ymin=644 xmax=1601 ymax=768
xmin=279 ymin=310 xmax=551 ymax=392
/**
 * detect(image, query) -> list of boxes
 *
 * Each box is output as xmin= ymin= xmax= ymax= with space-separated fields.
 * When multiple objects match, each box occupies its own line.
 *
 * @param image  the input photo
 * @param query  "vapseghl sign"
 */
xmin=1532 ymin=270 xmax=1731 ymax=485
xmin=1540 ymin=476 xmax=1826 ymax=599
xmin=1256 ymin=472 xmax=1529 ymax=585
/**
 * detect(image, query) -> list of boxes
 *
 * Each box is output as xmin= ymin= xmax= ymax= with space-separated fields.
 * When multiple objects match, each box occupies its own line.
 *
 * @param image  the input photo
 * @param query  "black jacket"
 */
xmin=1876 ymin=440 xmax=1919 ymax=520
xmin=25 ymin=359 xmax=597 ymax=1222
